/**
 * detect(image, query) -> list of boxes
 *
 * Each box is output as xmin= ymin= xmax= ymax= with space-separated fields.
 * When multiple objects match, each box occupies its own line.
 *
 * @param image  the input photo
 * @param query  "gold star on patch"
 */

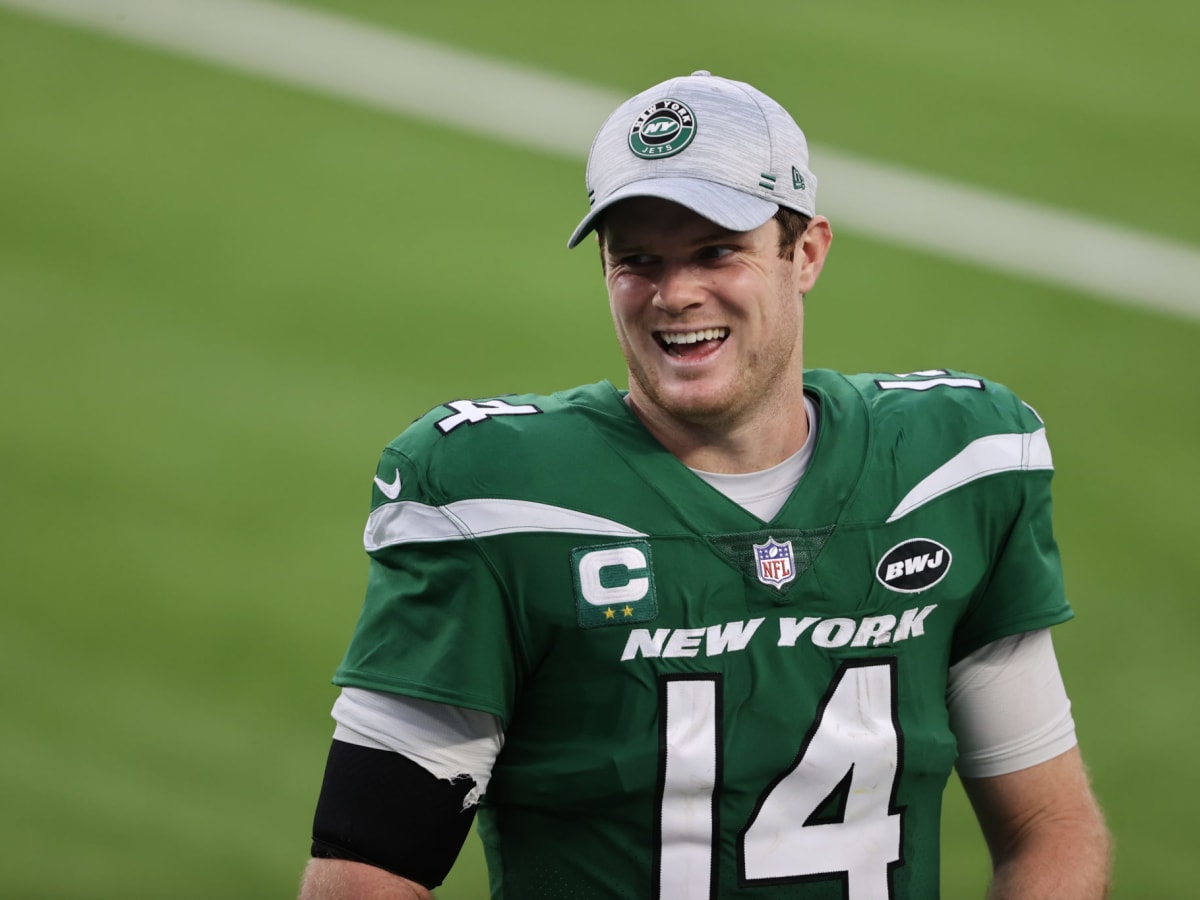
xmin=604 ymin=608 xmax=615 ymax=619
xmin=622 ymin=605 xmax=635 ymax=617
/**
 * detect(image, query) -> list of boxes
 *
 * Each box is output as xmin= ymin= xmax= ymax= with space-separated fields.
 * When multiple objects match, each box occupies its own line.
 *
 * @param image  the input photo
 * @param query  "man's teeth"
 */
xmin=659 ymin=328 xmax=729 ymax=345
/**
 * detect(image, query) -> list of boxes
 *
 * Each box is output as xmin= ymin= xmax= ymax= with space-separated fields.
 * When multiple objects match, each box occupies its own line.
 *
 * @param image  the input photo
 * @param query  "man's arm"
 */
xmin=299 ymin=859 xmax=432 ymax=900
xmin=962 ymin=747 xmax=1112 ymax=900
xmin=299 ymin=737 xmax=482 ymax=900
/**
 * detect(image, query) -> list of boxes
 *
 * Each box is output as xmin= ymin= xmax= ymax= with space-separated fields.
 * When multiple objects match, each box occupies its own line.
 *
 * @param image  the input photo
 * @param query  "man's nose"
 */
xmin=652 ymin=264 xmax=708 ymax=314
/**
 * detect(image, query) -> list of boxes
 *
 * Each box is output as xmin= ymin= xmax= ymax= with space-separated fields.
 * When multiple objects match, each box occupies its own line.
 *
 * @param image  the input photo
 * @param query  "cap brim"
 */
xmin=566 ymin=178 xmax=779 ymax=248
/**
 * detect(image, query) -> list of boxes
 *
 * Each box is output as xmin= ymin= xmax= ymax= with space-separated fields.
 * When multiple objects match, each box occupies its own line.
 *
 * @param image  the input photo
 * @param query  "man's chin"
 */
xmin=643 ymin=384 xmax=737 ymax=426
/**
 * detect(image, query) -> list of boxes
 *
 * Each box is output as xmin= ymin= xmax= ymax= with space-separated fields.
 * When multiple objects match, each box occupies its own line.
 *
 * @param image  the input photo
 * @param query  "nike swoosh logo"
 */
xmin=373 ymin=468 xmax=402 ymax=500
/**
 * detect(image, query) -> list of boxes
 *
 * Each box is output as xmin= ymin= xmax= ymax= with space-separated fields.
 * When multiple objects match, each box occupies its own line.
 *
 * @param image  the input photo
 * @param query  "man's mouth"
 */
xmin=656 ymin=328 xmax=729 ymax=358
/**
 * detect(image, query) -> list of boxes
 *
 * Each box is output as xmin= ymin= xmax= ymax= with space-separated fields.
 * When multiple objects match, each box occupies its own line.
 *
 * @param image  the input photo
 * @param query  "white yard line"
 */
xmin=6 ymin=0 xmax=1200 ymax=323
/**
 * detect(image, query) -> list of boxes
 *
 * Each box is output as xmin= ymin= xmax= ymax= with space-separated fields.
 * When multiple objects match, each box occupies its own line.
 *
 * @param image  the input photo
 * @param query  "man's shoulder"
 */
xmin=807 ymin=368 xmax=1053 ymax=522
xmin=372 ymin=381 xmax=623 ymax=503
xmin=808 ymin=367 xmax=1047 ymax=441
xmin=391 ymin=381 xmax=614 ymax=448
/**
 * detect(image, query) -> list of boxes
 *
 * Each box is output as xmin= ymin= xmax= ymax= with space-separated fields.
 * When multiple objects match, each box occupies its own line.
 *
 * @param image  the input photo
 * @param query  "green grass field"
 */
xmin=2 ymin=1 xmax=1198 ymax=897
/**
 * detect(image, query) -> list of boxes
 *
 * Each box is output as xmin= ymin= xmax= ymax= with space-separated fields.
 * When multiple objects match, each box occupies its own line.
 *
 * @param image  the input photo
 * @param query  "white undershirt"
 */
xmin=688 ymin=396 xmax=819 ymax=520
xmin=333 ymin=393 xmax=1077 ymax=785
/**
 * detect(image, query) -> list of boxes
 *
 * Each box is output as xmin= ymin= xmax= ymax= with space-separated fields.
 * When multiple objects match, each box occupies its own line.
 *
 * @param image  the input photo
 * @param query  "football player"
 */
xmin=300 ymin=72 xmax=1111 ymax=899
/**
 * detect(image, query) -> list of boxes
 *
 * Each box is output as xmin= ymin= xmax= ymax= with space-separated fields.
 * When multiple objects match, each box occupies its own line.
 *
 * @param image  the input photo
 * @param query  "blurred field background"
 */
xmin=2 ymin=0 xmax=1197 ymax=897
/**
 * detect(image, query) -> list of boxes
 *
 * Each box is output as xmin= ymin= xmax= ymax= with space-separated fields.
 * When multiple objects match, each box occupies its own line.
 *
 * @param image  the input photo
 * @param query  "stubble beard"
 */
xmin=622 ymin=318 xmax=803 ymax=435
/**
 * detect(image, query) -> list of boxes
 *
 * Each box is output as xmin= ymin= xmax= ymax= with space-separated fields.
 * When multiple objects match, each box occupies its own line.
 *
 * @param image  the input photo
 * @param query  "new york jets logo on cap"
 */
xmin=628 ymin=99 xmax=696 ymax=159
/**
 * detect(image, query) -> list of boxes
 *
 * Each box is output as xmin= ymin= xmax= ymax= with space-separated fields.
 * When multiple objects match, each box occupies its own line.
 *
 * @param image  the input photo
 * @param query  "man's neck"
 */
xmin=625 ymin=383 xmax=810 ymax=474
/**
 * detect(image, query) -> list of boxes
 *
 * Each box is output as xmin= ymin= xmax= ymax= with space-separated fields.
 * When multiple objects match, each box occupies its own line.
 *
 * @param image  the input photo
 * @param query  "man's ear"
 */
xmin=796 ymin=216 xmax=833 ymax=294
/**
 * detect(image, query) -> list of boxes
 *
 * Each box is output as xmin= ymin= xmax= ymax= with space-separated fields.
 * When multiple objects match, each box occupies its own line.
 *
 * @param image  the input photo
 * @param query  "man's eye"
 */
xmin=620 ymin=254 xmax=657 ymax=267
xmin=699 ymin=246 xmax=734 ymax=260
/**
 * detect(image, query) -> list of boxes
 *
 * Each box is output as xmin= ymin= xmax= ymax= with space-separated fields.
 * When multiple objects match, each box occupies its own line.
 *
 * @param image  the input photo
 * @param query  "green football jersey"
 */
xmin=333 ymin=369 xmax=1073 ymax=899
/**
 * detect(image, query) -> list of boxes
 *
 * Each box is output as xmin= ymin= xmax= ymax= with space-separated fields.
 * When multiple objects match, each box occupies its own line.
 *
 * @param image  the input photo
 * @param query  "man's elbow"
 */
xmin=299 ymin=858 xmax=434 ymax=900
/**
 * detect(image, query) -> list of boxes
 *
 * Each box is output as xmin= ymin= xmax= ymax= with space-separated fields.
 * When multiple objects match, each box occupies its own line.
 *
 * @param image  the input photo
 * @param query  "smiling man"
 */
xmin=600 ymin=195 xmax=823 ymax=473
xmin=301 ymin=72 xmax=1112 ymax=899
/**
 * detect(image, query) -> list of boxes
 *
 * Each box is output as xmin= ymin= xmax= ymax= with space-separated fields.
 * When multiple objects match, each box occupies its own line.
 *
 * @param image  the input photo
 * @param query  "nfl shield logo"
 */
xmin=753 ymin=537 xmax=796 ymax=588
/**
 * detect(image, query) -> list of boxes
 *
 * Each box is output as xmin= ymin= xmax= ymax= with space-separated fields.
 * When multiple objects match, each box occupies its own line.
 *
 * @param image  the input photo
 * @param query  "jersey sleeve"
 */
xmin=950 ymin=396 xmax=1074 ymax=663
xmin=331 ymin=445 xmax=525 ymax=725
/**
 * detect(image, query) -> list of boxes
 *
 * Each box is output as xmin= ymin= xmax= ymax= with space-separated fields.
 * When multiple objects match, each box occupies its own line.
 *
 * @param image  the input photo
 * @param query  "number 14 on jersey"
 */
xmin=658 ymin=659 xmax=903 ymax=898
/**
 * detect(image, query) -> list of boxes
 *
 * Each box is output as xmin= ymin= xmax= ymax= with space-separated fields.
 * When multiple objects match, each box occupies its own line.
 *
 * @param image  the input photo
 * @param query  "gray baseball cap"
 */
xmin=567 ymin=71 xmax=818 ymax=248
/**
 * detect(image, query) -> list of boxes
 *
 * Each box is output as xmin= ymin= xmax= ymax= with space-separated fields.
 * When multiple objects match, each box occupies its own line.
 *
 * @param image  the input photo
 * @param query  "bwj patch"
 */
xmin=572 ymin=540 xmax=658 ymax=628
xmin=875 ymin=538 xmax=952 ymax=593
xmin=753 ymin=537 xmax=796 ymax=589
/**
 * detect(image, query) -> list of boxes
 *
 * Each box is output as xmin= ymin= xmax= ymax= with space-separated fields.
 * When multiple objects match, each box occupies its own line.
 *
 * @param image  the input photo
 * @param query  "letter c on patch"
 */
xmin=578 ymin=547 xmax=650 ymax=606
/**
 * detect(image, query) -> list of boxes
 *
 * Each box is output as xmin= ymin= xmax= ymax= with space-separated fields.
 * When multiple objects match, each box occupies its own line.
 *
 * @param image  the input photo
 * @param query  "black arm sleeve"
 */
xmin=310 ymin=739 xmax=479 ymax=889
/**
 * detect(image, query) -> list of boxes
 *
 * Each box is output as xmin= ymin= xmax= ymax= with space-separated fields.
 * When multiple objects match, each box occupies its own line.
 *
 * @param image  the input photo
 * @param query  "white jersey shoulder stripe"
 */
xmin=875 ymin=376 xmax=986 ymax=391
xmin=364 ymin=497 xmax=646 ymax=551
xmin=887 ymin=429 xmax=1052 ymax=523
